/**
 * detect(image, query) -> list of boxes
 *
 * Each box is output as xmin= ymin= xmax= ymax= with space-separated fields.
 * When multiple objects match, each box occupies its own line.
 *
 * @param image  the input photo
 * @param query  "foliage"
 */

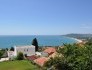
xmin=86 ymin=38 xmax=92 ymax=45
xmin=10 ymin=47 xmax=14 ymax=51
xmin=0 ymin=52 xmax=2 ymax=59
xmin=6 ymin=48 xmax=8 ymax=51
xmin=17 ymin=52 xmax=24 ymax=60
xmin=44 ymin=43 xmax=92 ymax=70
xmin=0 ymin=49 xmax=6 ymax=58
xmin=32 ymin=38 xmax=39 ymax=51
xmin=64 ymin=34 xmax=92 ymax=39
xmin=44 ymin=57 xmax=71 ymax=70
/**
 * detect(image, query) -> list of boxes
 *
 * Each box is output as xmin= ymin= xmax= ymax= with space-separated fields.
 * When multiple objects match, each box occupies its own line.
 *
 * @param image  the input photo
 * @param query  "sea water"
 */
xmin=0 ymin=35 xmax=77 ymax=48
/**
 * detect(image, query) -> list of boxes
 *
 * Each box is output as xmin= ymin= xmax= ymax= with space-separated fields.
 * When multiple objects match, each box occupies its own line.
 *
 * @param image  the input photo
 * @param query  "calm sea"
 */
xmin=0 ymin=35 xmax=77 ymax=48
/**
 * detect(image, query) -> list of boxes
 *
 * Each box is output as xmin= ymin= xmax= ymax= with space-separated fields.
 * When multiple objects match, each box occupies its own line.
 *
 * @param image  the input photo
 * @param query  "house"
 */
xmin=35 ymin=52 xmax=42 ymax=56
xmin=14 ymin=45 xmax=35 ymax=56
xmin=30 ymin=47 xmax=57 ymax=67
xmin=36 ymin=52 xmax=48 ymax=57
xmin=7 ymin=51 xmax=15 ymax=60
xmin=44 ymin=47 xmax=56 ymax=55
xmin=41 ymin=52 xmax=48 ymax=57
xmin=34 ymin=57 xmax=48 ymax=67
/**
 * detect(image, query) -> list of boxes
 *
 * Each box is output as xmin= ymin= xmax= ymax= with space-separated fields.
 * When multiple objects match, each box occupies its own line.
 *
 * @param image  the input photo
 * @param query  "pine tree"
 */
xmin=32 ymin=38 xmax=39 ymax=51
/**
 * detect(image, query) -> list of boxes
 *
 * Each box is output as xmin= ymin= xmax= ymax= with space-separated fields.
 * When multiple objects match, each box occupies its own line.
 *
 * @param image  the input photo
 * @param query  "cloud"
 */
xmin=80 ymin=26 xmax=92 ymax=29
xmin=80 ymin=23 xmax=92 ymax=29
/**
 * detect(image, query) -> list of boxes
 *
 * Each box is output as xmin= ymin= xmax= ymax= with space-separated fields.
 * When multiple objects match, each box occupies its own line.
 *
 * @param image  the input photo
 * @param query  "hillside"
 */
xmin=63 ymin=34 xmax=92 ymax=39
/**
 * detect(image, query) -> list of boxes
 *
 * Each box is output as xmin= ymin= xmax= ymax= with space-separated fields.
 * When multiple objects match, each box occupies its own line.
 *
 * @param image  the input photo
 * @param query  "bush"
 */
xmin=17 ymin=52 xmax=24 ymax=60
xmin=44 ymin=43 xmax=92 ymax=70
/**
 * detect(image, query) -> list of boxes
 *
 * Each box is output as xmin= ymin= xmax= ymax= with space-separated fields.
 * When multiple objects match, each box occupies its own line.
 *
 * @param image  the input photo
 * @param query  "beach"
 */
xmin=71 ymin=38 xmax=83 ymax=43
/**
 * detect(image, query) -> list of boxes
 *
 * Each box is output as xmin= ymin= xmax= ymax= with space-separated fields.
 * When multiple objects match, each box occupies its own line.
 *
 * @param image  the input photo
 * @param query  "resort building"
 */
xmin=14 ymin=45 xmax=35 ymax=56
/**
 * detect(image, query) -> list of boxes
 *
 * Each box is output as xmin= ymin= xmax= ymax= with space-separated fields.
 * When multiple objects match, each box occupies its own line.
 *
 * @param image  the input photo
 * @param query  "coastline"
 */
xmin=63 ymin=36 xmax=83 ymax=43
xmin=71 ymin=38 xmax=83 ymax=43
xmin=0 ymin=36 xmax=83 ymax=48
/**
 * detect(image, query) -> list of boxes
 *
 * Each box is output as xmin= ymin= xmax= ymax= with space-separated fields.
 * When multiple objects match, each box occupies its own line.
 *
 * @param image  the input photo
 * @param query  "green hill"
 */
xmin=64 ymin=33 xmax=92 ymax=39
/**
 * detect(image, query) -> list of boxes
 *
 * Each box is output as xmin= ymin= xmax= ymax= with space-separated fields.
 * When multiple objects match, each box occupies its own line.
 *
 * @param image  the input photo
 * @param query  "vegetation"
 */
xmin=0 ymin=60 xmax=39 ymax=70
xmin=86 ymin=38 xmax=92 ymax=45
xmin=32 ymin=38 xmax=39 ymax=51
xmin=44 ymin=42 xmax=92 ymax=70
xmin=0 ymin=52 xmax=2 ymax=59
xmin=16 ymin=52 xmax=24 ymax=60
xmin=10 ymin=47 xmax=14 ymax=51
xmin=64 ymin=34 xmax=92 ymax=39
xmin=0 ymin=49 xmax=6 ymax=59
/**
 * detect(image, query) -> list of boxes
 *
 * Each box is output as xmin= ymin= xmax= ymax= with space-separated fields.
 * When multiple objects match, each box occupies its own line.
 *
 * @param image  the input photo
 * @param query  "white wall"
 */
xmin=0 ymin=58 xmax=9 ymax=62
xmin=14 ymin=45 xmax=35 ymax=56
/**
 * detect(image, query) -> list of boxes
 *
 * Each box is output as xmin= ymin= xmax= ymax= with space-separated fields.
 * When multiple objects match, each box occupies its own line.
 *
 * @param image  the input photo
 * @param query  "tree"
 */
xmin=44 ymin=43 xmax=92 ymax=70
xmin=32 ymin=38 xmax=39 ymax=51
xmin=10 ymin=47 xmax=14 ymax=51
xmin=17 ymin=52 xmax=24 ymax=60
xmin=0 ymin=49 xmax=6 ymax=59
xmin=0 ymin=52 xmax=2 ymax=59
xmin=6 ymin=48 xmax=8 ymax=51
xmin=44 ymin=56 xmax=71 ymax=70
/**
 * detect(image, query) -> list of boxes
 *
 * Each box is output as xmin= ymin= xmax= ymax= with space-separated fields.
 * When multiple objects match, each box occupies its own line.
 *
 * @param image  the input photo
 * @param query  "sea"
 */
xmin=0 ymin=35 xmax=77 ymax=48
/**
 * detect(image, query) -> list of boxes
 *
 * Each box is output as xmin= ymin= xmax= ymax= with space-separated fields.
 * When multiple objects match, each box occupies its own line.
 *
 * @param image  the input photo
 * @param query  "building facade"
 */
xmin=14 ymin=45 xmax=35 ymax=56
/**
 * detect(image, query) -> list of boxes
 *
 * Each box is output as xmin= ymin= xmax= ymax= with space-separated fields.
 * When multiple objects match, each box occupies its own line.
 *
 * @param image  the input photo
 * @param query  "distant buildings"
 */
xmin=4 ymin=45 xmax=57 ymax=67
xmin=34 ymin=47 xmax=57 ymax=66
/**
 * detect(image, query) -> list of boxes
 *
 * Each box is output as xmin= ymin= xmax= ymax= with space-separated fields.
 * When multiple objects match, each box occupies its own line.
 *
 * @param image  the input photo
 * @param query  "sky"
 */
xmin=0 ymin=0 xmax=92 ymax=35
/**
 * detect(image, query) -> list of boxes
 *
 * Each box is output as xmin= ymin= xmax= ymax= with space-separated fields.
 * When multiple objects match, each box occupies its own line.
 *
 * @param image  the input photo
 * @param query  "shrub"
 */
xmin=17 ymin=52 xmax=24 ymax=60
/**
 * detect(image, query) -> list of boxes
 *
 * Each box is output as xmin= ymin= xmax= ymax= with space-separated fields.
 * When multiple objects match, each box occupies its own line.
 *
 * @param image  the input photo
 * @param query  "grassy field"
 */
xmin=0 ymin=60 xmax=39 ymax=70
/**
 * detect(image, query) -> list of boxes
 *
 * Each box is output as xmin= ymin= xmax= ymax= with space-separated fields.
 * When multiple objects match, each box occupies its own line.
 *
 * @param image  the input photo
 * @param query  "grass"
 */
xmin=0 ymin=60 xmax=39 ymax=70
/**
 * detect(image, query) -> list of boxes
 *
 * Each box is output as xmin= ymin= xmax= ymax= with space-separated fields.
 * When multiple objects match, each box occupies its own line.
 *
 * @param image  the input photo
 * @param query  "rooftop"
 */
xmin=14 ymin=45 xmax=35 ymax=48
xmin=34 ymin=57 xmax=48 ymax=67
xmin=44 ymin=47 xmax=56 ymax=55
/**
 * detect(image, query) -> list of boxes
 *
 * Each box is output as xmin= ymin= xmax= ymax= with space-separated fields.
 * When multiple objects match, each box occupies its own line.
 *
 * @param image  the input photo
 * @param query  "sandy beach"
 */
xmin=64 ymin=36 xmax=83 ymax=43
xmin=72 ymin=38 xmax=83 ymax=43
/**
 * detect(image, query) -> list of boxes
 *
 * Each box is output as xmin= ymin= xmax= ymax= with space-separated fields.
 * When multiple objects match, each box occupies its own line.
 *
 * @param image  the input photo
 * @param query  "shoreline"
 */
xmin=71 ymin=38 xmax=83 ymax=43
xmin=63 ymin=36 xmax=83 ymax=43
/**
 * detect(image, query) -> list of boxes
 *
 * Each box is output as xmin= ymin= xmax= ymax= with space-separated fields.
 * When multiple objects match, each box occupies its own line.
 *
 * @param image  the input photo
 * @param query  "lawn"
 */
xmin=0 ymin=60 xmax=39 ymax=70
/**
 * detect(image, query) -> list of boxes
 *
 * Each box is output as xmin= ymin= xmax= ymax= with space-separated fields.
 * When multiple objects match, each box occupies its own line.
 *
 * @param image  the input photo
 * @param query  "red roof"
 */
xmin=27 ymin=55 xmax=38 ymax=61
xmin=44 ymin=47 xmax=56 ymax=55
xmin=34 ymin=57 xmax=48 ymax=66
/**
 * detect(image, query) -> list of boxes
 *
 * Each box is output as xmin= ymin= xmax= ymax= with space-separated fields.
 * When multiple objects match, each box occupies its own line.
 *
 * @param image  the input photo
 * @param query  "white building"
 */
xmin=8 ymin=51 xmax=15 ymax=59
xmin=35 ymin=52 xmax=48 ymax=57
xmin=14 ymin=45 xmax=35 ymax=56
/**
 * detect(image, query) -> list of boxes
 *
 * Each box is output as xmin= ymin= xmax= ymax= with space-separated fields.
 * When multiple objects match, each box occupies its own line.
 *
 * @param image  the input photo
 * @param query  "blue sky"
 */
xmin=0 ymin=0 xmax=92 ymax=35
